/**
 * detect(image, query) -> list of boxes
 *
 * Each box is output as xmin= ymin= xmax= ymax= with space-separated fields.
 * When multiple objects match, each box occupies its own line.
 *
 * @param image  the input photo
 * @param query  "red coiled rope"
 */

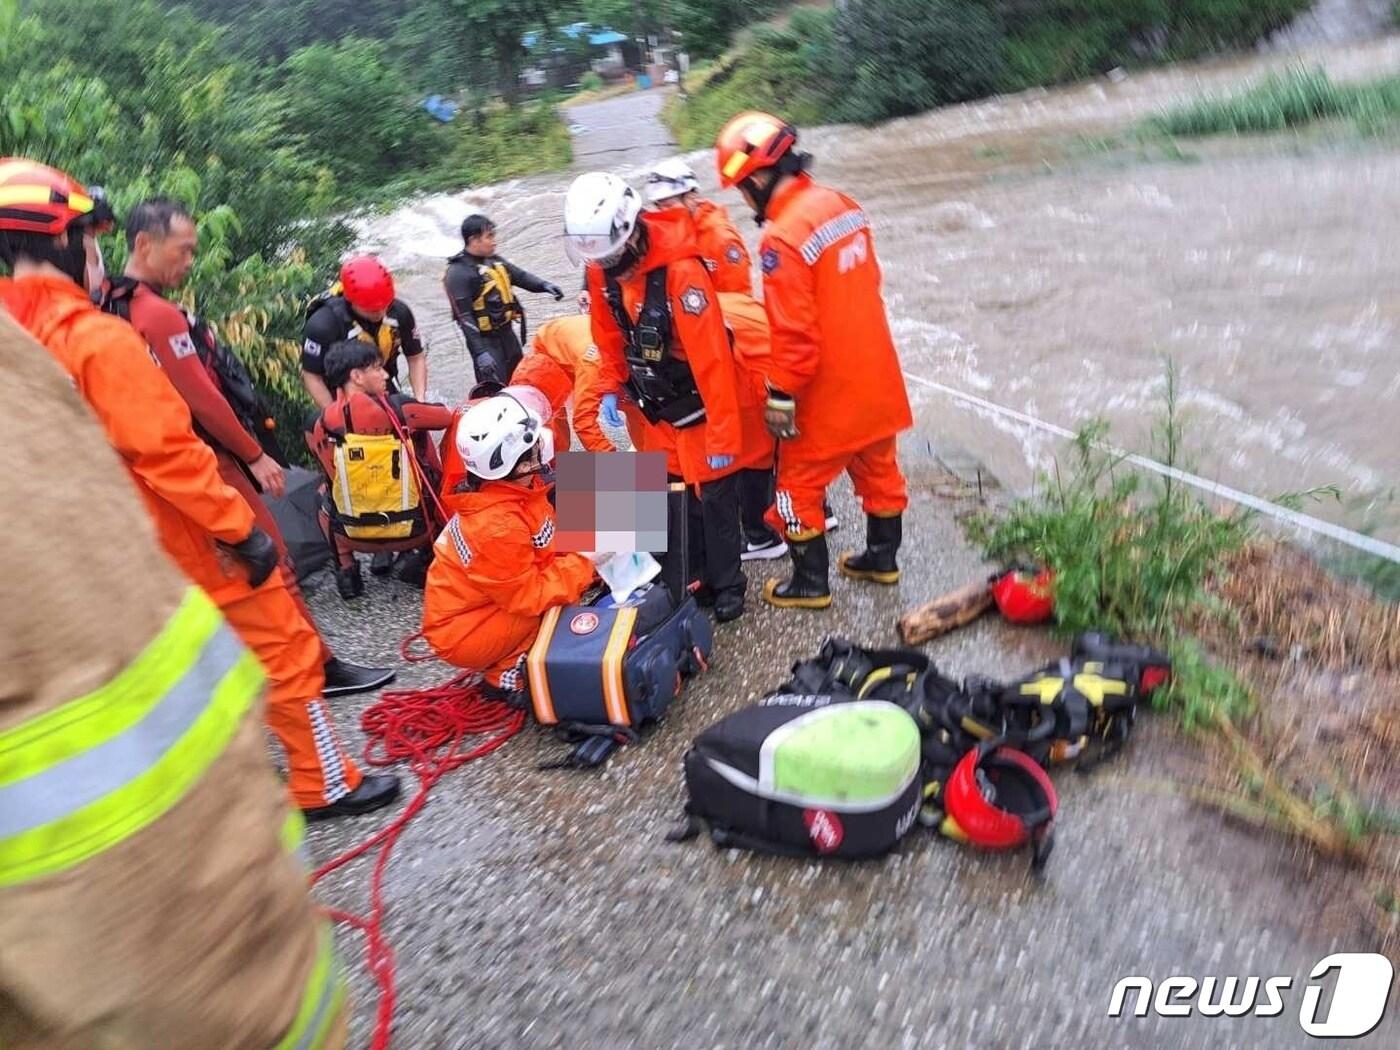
xmin=311 ymin=633 xmax=525 ymax=1049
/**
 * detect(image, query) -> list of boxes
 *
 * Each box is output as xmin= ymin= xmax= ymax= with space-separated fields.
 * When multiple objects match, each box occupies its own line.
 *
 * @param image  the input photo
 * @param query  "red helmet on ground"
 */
xmin=992 ymin=566 xmax=1055 ymax=624
xmin=715 ymin=111 xmax=799 ymax=189
xmin=339 ymin=255 xmax=395 ymax=314
xmin=0 ymin=158 xmax=114 ymax=236
xmin=940 ymin=744 xmax=1057 ymax=869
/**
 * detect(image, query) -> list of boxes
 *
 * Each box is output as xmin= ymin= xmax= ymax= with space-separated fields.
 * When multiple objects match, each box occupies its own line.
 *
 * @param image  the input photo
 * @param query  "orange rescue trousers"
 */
xmin=767 ymin=434 xmax=908 ymax=540
xmin=222 ymin=575 xmax=363 ymax=809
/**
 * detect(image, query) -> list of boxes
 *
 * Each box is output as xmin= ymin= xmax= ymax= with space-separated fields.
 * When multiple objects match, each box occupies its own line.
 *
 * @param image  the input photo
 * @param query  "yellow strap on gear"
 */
xmin=1019 ymin=675 xmax=1065 ymax=705
xmin=1071 ymin=672 xmax=1130 ymax=708
xmin=0 ymin=588 xmax=263 ymax=887
xmin=472 ymin=261 xmax=519 ymax=333
xmin=272 ymin=924 xmax=348 ymax=1050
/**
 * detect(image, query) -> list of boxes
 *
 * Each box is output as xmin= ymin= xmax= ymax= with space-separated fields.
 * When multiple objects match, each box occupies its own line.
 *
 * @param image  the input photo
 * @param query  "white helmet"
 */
xmin=563 ymin=171 xmax=642 ymax=268
xmin=644 ymin=158 xmax=699 ymax=204
xmin=455 ymin=387 xmax=555 ymax=481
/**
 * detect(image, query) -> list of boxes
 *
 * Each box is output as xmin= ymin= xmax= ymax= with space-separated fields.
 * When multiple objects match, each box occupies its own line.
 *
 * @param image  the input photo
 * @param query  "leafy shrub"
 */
xmin=579 ymin=71 xmax=604 ymax=92
xmin=833 ymin=0 xmax=1007 ymax=122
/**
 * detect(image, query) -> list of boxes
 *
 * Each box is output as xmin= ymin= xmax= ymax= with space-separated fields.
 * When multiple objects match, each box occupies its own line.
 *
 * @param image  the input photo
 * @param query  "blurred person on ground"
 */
xmin=104 ymin=196 xmax=393 ymax=697
xmin=444 ymin=212 xmax=564 ymax=386
xmin=302 ymin=254 xmax=426 ymax=409
xmin=715 ymin=113 xmax=913 ymax=609
xmin=0 ymin=158 xmax=399 ymax=822
xmin=0 ymin=306 xmax=348 ymax=1050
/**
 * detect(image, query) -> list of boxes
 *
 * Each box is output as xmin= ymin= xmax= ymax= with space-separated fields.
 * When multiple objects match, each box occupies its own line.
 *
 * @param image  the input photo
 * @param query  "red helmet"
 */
xmin=339 ymin=255 xmax=395 ymax=314
xmin=992 ymin=566 xmax=1055 ymax=624
xmin=941 ymin=744 xmax=1057 ymax=869
xmin=0 ymin=158 xmax=114 ymax=236
xmin=715 ymin=111 xmax=798 ymax=189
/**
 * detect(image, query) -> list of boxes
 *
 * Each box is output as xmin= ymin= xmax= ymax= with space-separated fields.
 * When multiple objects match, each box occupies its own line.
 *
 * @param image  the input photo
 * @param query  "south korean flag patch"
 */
xmin=168 ymin=332 xmax=198 ymax=359
xmin=679 ymin=286 xmax=709 ymax=316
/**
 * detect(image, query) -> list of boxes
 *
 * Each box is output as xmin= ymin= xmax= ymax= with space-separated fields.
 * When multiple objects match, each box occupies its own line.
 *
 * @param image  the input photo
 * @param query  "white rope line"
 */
xmin=903 ymin=372 xmax=1400 ymax=565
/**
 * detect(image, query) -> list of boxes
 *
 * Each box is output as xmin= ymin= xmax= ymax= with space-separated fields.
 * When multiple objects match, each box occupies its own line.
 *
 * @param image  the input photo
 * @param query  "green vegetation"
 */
xmin=668 ymin=0 xmax=1316 ymax=135
xmin=1145 ymin=68 xmax=1400 ymax=138
xmin=3 ymin=0 xmax=572 ymax=454
xmin=966 ymin=368 xmax=1255 ymax=727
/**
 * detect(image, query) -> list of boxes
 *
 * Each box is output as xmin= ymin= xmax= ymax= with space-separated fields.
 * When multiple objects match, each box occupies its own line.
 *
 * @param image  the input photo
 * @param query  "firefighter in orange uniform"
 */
xmin=564 ymin=171 xmax=750 ymax=622
xmin=422 ymin=388 xmax=596 ymax=692
xmin=528 ymin=312 xmax=614 ymax=454
xmin=715 ymin=112 xmax=913 ymax=609
xmin=105 ymin=196 xmax=394 ymax=696
xmin=0 ymin=158 xmax=398 ymax=820
xmin=644 ymin=158 xmax=753 ymax=294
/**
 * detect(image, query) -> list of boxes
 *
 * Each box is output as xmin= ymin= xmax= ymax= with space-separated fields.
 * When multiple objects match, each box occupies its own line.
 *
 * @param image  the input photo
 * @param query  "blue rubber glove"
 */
xmin=707 ymin=454 xmax=735 ymax=471
xmin=600 ymin=392 xmax=625 ymax=429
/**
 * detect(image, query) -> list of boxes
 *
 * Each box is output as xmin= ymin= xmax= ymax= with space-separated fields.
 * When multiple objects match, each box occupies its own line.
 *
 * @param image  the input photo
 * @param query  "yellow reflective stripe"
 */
xmin=722 ymin=151 xmax=749 ymax=180
xmin=0 ymin=649 xmax=262 ymax=887
xmin=0 ymin=588 xmax=221 ymax=787
xmin=274 ymin=926 xmax=348 ymax=1050
xmin=601 ymin=607 xmax=637 ymax=725
xmin=0 ymin=186 xmax=91 ymax=213
xmin=281 ymin=810 xmax=308 ymax=859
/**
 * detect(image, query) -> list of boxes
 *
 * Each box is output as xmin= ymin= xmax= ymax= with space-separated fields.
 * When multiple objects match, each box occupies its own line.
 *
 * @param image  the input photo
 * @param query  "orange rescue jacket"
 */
xmin=693 ymin=199 xmax=753 ymax=295
xmin=422 ymin=476 xmax=595 ymax=683
xmin=0 ymin=274 xmax=257 ymax=602
xmin=758 ymin=174 xmax=913 ymax=460
xmin=530 ymin=314 xmax=613 ymax=453
xmin=586 ymin=209 xmax=744 ymax=484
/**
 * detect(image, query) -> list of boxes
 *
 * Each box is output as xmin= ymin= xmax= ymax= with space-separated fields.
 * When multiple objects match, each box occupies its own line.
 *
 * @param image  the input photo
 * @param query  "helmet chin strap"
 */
xmin=602 ymin=223 xmax=648 ymax=280
xmin=740 ymin=151 xmax=811 ymax=226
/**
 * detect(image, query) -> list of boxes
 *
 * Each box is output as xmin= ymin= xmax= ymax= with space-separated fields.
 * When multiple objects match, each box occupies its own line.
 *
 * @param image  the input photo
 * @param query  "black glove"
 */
xmin=543 ymin=282 xmax=564 ymax=301
xmin=224 ymin=527 xmax=278 ymax=588
xmin=472 ymin=353 xmax=502 ymax=386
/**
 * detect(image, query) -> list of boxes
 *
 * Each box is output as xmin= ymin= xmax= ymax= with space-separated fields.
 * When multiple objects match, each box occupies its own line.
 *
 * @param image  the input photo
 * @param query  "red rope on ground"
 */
xmin=310 ymin=664 xmax=525 ymax=1050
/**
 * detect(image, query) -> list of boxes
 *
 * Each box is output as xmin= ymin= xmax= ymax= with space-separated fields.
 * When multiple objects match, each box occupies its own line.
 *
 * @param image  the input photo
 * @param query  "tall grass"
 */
xmin=1147 ymin=68 xmax=1400 ymax=137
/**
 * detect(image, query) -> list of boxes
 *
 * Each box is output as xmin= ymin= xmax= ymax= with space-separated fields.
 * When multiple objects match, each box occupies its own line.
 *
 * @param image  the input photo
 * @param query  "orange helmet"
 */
xmin=715 ymin=111 xmax=798 ymax=189
xmin=339 ymin=255 xmax=396 ymax=314
xmin=0 ymin=159 xmax=114 ymax=236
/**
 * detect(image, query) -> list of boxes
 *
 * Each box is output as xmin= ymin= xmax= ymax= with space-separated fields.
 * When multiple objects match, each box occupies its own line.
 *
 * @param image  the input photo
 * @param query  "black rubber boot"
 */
xmin=763 ymin=534 xmax=832 ymax=610
xmin=838 ymin=513 xmax=902 ymax=585
xmin=335 ymin=561 xmax=364 ymax=600
xmin=369 ymin=550 xmax=395 ymax=576
xmin=303 ymin=773 xmax=402 ymax=823
xmin=323 ymin=658 xmax=396 ymax=698
xmin=714 ymin=588 xmax=745 ymax=623
xmin=394 ymin=547 xmax=431 ymax=587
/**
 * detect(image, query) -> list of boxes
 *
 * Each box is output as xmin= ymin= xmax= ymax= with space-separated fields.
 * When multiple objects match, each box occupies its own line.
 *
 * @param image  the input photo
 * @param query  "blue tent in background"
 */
xmin=522 ymin=23 xmax=628 ymax=49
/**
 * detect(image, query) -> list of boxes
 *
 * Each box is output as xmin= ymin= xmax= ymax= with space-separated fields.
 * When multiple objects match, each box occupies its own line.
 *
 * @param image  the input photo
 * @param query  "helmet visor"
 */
xmin=563 ymin=227 xmax=630 ymax=268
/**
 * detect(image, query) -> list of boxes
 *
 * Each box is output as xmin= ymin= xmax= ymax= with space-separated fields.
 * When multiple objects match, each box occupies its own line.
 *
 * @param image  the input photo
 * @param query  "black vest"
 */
xmin=605 ymin=268 xmax=705 ymax=428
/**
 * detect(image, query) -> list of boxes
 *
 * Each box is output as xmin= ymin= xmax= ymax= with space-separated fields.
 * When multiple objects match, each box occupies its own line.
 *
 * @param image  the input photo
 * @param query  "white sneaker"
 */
xmin=741 ymin=536 xmax=789 ymax=561
xmin=824 ymin=513 xmax=840 ymax=532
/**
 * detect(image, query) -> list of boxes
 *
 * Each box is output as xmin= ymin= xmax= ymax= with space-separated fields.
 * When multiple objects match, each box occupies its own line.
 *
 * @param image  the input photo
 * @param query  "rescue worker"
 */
xmin=644 ymin=158 xmax=753 ymax=294
xmin=0 ymin=306 xmax=349 ymax=1050
xmin=646 ymin=159 xmax=792 ymax=561
xmin=422 ymin=387 xmax=596 ymax=693
xmin=564 ymin=171 xmax=751 ymax=622
xmin=715 ymin=113 xmax=913 ymax=609
xmin=302 ymin=254 xmax=426 ymax=409
xmin=309 ymin=340 xmax=455 ymax=597
xmin=528 ymin=312 xmax=614 ymax=454
xmin=110 ymin=196 xmax=394 ymax=695
xmin=0 ymin=158 xmax=399 ymax=821
xmin=444 ymin=213 xmax=565 ymax=386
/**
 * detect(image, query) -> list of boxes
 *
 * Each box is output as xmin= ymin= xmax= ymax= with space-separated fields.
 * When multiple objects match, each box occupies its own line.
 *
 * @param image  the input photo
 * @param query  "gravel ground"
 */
xmin=301 ymin=436 xmax=1393 ymax=1049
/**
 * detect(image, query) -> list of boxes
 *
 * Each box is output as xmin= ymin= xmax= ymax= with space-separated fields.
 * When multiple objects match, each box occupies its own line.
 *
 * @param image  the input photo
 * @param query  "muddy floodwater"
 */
xmin=362 ymin=35 xmax=1400 ymax=546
